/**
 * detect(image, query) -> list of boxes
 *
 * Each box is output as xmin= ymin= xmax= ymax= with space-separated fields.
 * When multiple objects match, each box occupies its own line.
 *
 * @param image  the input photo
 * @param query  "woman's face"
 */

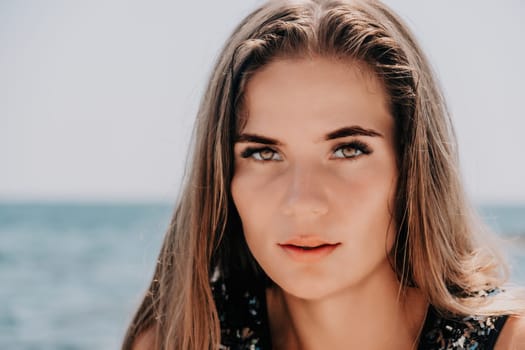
xmin=231 ymin=57 xmax=398 ymax=300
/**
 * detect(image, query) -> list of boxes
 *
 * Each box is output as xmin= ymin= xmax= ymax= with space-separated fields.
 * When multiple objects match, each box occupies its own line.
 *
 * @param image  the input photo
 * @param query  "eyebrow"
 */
xmin=236 ymin=133 xmax=283 ymax=145
xmin=325 ymin=126 xmax=383 ymax=140
xmin=235 ymin=125 xmax=383 ymax=145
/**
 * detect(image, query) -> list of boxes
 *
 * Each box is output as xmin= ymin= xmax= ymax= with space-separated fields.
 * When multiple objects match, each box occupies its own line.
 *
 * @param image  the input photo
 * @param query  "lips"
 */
xmin=281 ymin=237 xmax=337 ymax=248
xmin=292 ymin=244 xmax=330 ymax=250
xmin=278 ymin=236 xmax=340 ymax=263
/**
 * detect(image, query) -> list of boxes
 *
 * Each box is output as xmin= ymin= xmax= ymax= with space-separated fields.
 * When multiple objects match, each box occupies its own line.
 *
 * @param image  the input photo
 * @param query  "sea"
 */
xmin=0 ymin=202 xmax=524 ymax=350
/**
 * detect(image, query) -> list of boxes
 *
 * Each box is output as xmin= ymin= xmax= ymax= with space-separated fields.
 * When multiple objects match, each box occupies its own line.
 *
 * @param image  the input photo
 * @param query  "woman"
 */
xmin=123 ymin=0 xmax=525 ymax=349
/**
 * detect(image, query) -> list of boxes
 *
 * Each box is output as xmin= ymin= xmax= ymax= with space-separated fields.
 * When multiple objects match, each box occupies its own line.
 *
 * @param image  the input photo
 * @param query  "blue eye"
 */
xmin=241 ymin=147 xmax=283 ymax=161
xmin=332 ymin=141 xmax=371 ymax=159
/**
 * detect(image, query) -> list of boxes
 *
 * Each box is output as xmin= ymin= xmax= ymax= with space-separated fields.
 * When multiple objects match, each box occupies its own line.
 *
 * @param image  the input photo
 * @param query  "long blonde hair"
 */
xmin=122 ymin=0 xmax=523 ymax=348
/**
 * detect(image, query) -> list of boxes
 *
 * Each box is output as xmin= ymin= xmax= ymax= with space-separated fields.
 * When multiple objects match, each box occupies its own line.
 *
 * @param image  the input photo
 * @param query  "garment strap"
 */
xmin=418 ymin=305 xmax=509 ymax=349
xmin=486 ymin=314 xmax=509 ymax=348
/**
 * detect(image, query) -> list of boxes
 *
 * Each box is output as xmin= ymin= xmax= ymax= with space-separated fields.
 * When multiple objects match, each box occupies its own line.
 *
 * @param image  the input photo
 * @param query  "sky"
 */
xmin=1 ymin=0 xmax=524 ymax=203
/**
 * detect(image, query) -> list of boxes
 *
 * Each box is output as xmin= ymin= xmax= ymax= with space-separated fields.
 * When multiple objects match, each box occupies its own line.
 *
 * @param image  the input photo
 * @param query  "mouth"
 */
xmin=284 ymin=243 xmax=335 ymax=250
xmin=281 ymin=236 xmax=338 ymax=247
xmin=278 ymin=241 xmax=341 ymax=263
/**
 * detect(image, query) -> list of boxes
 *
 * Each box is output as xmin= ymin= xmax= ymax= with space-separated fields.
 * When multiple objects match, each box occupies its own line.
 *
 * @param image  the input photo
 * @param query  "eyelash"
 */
xmin=239 ymin=141 xmax=372 ymax=162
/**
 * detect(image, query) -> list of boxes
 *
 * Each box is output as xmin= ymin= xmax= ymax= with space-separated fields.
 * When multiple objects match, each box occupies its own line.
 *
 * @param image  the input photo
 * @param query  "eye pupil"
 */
xmin=342 ymin=147 xmax=358 ymax=157
xmin=260 ymin=149 xmax=274 ymax=160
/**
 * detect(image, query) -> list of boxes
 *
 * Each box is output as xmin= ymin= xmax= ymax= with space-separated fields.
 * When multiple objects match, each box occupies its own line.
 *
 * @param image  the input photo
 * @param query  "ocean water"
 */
xmin=0 ymin=203 xmax=171 ymax=350
xmin=0 ymin=202 xmax=524 ymax=350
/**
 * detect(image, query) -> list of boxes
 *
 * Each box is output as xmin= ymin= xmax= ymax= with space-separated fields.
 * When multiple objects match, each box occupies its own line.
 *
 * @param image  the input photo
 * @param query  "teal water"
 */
xmin=0 ymin=203 xmax=172 ymax=350
xmin=0 ymin=202 xmax=524 ymax=350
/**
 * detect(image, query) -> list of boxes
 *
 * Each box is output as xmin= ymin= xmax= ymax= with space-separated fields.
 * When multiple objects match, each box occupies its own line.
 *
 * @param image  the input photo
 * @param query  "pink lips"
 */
xmin=278 ymin=237 xmax=340 ymax=263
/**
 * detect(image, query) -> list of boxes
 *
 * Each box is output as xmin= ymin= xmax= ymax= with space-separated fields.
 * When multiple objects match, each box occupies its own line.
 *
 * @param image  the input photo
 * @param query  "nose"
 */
xmin=281 ymin=163 xmax=329 ymax=217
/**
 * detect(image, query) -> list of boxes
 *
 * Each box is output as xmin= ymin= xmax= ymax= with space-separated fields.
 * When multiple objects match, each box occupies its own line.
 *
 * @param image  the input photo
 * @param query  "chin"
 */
xmin=272 ymin=275 xmax=349 ymax=301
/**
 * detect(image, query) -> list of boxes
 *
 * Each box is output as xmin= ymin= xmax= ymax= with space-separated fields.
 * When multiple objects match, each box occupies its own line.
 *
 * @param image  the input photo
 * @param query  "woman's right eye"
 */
xmin=240 ymin=147 xmax=283 ymax=162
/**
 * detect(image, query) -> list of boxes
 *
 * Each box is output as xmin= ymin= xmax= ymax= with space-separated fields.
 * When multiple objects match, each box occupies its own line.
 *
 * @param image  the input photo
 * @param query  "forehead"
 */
xmin=241 ymin=56 xmax=393 ymax=138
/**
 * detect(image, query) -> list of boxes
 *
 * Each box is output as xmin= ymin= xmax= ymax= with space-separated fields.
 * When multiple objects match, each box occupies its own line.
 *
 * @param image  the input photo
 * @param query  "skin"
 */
xmin=495 ymin=315 xmax=525 ymax=350
xmin=231 ymin=56 xmax=427 ymax=349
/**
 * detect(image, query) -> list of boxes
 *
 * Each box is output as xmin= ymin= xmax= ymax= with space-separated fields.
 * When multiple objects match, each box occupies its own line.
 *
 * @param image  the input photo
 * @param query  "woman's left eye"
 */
xmin=332 ymin=142 xmax=370 ymax=159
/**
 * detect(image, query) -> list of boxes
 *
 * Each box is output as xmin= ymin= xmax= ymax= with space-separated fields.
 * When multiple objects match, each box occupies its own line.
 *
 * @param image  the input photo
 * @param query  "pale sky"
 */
xmin=1 ymin=1 xmax=524 ymax=203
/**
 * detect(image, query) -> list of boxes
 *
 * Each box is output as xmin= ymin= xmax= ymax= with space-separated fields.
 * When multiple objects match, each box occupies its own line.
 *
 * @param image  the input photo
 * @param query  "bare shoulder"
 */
xmin=495 ymin=314 xmax=525 ymax=350
xmin=132 ymin=327 xmax=156 ymax=350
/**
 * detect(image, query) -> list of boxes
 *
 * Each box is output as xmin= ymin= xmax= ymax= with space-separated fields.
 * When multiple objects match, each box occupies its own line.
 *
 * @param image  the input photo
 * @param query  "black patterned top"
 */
xmin=211 ymin=271 xmax=508 ymax=350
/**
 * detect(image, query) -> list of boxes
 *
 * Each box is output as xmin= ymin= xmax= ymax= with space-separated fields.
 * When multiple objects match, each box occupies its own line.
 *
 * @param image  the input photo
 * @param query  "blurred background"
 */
xmin=1 ymin=1 xmax=524 ymax=349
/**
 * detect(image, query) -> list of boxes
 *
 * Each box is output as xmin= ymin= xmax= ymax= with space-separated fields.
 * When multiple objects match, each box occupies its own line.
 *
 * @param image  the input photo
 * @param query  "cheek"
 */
xmin=334 ymin=158 xmax=396 ymax=208
xmin=231 ymin=161 xmax=285 ymax=212
xmin=364 ymin=169 xmax=398 ymax=250
xmin=231 ymin=173 xmax=266 ymax=236
xmin=334 ymin=158 xmax=398 ymax=243
xmin=231 ymin=173 xmax=277 ymax=269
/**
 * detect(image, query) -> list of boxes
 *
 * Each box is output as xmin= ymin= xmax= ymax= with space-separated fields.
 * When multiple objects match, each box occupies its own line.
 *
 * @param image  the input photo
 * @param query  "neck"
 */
xmin=267 ymin=262 xmax=428 ymax=350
